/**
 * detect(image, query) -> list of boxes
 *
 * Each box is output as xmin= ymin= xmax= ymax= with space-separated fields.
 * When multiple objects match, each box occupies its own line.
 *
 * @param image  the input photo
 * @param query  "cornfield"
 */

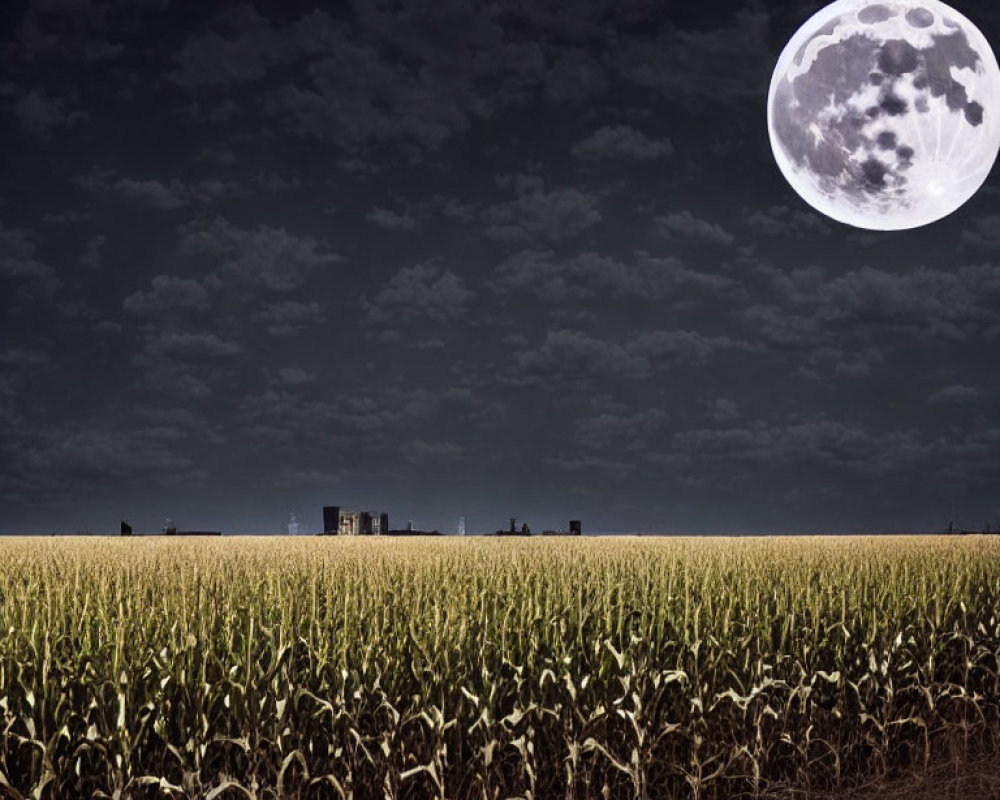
xmin=0 ymin=535 xmax=998 ymax=799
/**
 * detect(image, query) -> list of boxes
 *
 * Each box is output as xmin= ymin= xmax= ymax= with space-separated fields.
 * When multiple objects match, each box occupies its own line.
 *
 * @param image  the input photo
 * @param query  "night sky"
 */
xmin=2 ymin=0 xmax=1000 ymax=535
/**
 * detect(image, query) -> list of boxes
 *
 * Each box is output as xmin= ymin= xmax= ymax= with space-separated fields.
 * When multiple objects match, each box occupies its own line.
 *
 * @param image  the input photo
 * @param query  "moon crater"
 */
xmin=906 ymin=8 xmax=935 ymax=28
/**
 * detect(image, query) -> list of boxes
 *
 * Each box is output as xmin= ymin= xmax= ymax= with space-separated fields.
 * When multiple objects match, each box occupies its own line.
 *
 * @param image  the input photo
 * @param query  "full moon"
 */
xmin=768 ymin=0 xmax=1000 ymax=230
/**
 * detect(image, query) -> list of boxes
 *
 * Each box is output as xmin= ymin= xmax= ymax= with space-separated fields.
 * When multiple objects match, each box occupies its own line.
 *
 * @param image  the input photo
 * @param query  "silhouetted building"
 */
xmin=339 ymin=511 xmax=360 ymax=535
xmin=359 ymin=511 xmax=373 ymax=535
xmin=496 ymin=517 xmax=530 ymax=535
xmin=323 ymin=506 xmax=340 ymax=535
xmin=162 ymin=518 xmax=221 ymax=535
xmin=387 ymin=527 xmax=441 ymax=535
xmin=570 ymin=520 xmax=582 ymax=535
xmin=325 ymin=504 xmax=392 ymax=535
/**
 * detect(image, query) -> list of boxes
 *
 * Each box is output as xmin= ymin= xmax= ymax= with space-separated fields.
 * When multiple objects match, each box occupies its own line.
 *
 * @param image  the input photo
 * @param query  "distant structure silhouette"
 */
xmin=339 ymin=511 xmax=360 ymax=535
xmin=319 ymin=504 xmax=412 ymax=535
xmin=322 ymin=506 xmax=340 ymax=535
xmin=500 ymin=517 xmax=581 ymax=536
xmin=161 ymin=518 xmax=221 ymax=536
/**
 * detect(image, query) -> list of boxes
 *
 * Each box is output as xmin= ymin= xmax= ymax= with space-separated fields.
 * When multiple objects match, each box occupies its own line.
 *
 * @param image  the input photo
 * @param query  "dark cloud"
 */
xmin=142 ymin=331 xmax=242 ymax=360
xmin=277 ymin=367 xmax=315 ymax=386
xmin=612 ymin=10 xmax=773 ymax=103
xmin=0 ymin=348 xmax=50 ymax=368
xmin=16 ymin=0 xmax=121 ymax=63
xmin=78 ymin=235 xmax=104 ymax=269
xmin=253 ymin=300 xmax=326 ymax=338
xmin=705 ymin=397 xmax=741 ymax=424
xmin=401 ymin=439 xmax=465 ymax=464
xmin=179 ymin=218 xmax=341 ymax=293
xmin=124 ymin=275 xmax=211 ymax=318
xmin=130 ymin=330 xmax=243 ymax=399
xmin=745 ymin=204 xmax=833 ymax=238
xmin=627 ymin=329 xmax=748 ymax=368
xmin=492 ymin=249 xmax=746 ymax=306
xmin=482 ymin=175 xmax=602 ymax=243
xmin=366 ymin=207 xmax=417 ymax=231
xmin=752 ymin=263 xmax=1000 ymax=346
xmin=548 ymin=410 xmax=1000 ymax=497
xmin=572 ymin=125 xmax=674 ymax=161
xmin=168 ymin=6 xmax=297 ymax=90
xmin=1 ymin=428 xmax=201 ymax=504
xmin=13 ymin=88 xmax=87 ymax=137
xmin=577 ymin=408 xmax=671 ymax=455
xmin=105 ymin=179 xmax=186 ymax=210
xmin=237 ymin=390 xmax=384 ymax=451
xmin=510 ymin=328 xmax=743 ymax=385
xmin=544 ymin=47 xmax=608 ymax=103
xmin=927 ymin=384 xmax=981 ymax=405
xmin=655 ymin=210 xmax=736 ymax=246
xmin=492 ymin=250 xmax=608 ymax=303
xmin=961 ymin=215 xmax=1000 ymax=249
xmin=513 ymin=329 xmax=641 ymax=385
xmin=214 ymin=5 xmax=511 ymax=154
xmin=42 ymin=209 xmax=92 ymax=225
xmin=0 ymin=222 xmax=60 ymax=292
xmin=664 ymin=420 xmax=1000 ymax=487
xmin=270 ymin=466 xmax=344 ymax=489
xmin=364 ymin=263 xmax=474 ymax=323
xmin=79 ymin=172 xmax=235 ymax=210
xmin=95 ymin=320 xmax=121 ymax=334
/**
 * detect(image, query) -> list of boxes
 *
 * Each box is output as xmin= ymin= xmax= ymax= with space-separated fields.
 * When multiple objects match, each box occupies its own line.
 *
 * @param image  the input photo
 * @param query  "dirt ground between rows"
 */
xmin=807 ymin=756 xmax=1000 ymax=800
